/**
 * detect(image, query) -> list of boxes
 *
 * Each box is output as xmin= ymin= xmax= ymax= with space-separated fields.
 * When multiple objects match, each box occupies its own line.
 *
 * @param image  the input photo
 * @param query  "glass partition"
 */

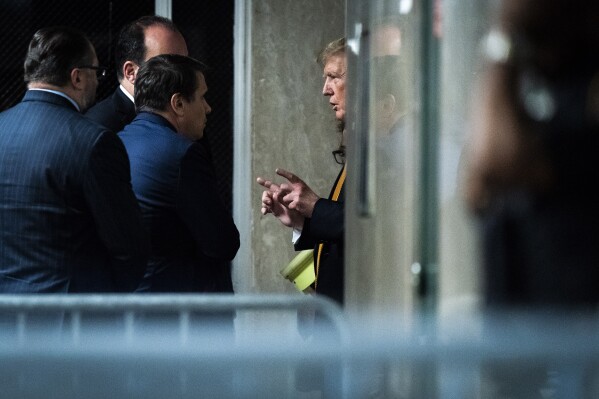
xmin=345 ymin=0 xmax=491 ymax=321
xmin=346 ymin=0 xmax=427 ymax=321
xmin=344 ymin=0 xmax=492 ymax=395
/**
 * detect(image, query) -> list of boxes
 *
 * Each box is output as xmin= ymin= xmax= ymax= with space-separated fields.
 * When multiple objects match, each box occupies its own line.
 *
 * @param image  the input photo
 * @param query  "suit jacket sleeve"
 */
xmin=177 ymin=142 xmax=240 ymax=261
xmin=83 ymin=132 xmax=149 ymax=291
xmin=294 ymin=198 xmax=344 ymax=250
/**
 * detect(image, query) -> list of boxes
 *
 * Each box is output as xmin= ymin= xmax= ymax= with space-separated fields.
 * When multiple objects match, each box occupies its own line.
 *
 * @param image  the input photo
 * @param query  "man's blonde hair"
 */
xmin=317 ymin=37 xmax=346 ymax=66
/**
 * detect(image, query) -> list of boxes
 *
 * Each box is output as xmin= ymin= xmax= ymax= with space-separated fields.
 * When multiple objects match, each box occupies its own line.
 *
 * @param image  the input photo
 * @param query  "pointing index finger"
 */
xmin=275 ymin=168 xmax=299 ymax=183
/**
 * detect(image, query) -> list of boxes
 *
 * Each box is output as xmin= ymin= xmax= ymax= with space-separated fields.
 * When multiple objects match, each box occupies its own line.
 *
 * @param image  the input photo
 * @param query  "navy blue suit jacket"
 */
xmin=0 ymin=90 xmax=148 ymax=293
xmin=85 ymin=87 xmax=136 ymax=133
xmin=119 ymin=112 xmax=240 ymax=292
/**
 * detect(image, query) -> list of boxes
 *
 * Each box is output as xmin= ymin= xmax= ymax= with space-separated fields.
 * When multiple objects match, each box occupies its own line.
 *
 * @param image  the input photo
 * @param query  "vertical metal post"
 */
xmin=417 ymin=0 xmax=439 ymax=313
xmin=232 ymin=0 xmax=254 ymax=294
xmin=71 ymin=310 xmax=81 ymax=346
xmin=155 ymin=0 xmax=172 ymax=19
xmin=124 ymin=310 xmax=135 ymax=345
xmin=16 ymin=312 xmax=26 ymax=346
xmin=412 ymin=1 xmax=440 ymax=397
xmin=179 ymin=310 xmax=190 ymax=346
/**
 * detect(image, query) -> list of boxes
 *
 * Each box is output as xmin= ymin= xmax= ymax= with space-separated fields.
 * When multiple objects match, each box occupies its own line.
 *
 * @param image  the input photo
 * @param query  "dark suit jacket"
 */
xmin=483 ymin=190 xmax=599 ymax=308
xmin=0 ymin=90 xmax=148 ymax=293
xmin=85 ymin=87 xmax=136 ymax=133
xmin=295 ymin=167 xmax=345 ymax=304
xmin=119 ymin=112 xmax=240 ymax=292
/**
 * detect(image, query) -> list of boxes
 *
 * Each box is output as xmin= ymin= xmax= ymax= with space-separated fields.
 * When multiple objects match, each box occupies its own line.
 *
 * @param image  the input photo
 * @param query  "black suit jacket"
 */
xmin=85 ymin=87 xmax=136 ymax=133
xmin=0 ymin=90 xmax=148 ymax=293
xmin=295 ymin=167 xmax=345 ymax=304
xmin=119 ymin=112 xmax=240 ymax=292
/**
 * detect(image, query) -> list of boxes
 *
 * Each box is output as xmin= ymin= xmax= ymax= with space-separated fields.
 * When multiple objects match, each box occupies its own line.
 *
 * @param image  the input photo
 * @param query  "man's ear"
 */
xmin=70 ymin=68 xmax=83 ymax=90
xmin=123 ymin=61 xmax=139 ymax=84
xmin=170 ymin=93 xmax=185 ymax=116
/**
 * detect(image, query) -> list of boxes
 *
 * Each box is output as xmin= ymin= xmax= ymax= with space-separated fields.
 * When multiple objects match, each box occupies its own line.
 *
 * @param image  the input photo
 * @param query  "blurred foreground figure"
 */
xmin=464 ymin=3 xmax=599 ymax=396
xmin=463 ymin=0 xmax=599 ymax=307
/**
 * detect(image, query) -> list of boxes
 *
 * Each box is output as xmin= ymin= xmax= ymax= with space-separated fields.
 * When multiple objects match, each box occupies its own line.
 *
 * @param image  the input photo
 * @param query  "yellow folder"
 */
xmin=280 ymin=250 xmax=315 ymax=294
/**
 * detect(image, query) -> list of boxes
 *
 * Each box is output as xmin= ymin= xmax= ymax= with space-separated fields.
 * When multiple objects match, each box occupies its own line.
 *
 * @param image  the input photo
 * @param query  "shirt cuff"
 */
xmin=291 ymin=228 xmax=302 ymax=244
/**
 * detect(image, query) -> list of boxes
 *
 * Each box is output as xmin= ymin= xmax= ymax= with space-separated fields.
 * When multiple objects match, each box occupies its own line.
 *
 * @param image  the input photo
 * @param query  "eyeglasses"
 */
xmin=332 ymin=147 xmax=346 ymax=165
xmin=75 ymin=65 xmax=108 ymax=80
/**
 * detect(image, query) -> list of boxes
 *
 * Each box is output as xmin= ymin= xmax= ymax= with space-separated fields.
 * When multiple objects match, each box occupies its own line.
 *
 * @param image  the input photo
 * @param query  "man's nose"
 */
xmin=323 ymin=80 xmax=333 ymax=96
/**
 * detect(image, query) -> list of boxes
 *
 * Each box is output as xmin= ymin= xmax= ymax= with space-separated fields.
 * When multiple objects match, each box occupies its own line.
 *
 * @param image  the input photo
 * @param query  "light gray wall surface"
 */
xmin=233 ymin=0 xmax=345 ymax=294
xmin=438 ymin=0 xmax=490 ymax=318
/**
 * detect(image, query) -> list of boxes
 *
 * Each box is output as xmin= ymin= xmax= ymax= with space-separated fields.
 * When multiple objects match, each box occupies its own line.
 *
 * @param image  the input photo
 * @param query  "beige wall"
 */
xmin=233 ymin=0 xmax=345 ymax=295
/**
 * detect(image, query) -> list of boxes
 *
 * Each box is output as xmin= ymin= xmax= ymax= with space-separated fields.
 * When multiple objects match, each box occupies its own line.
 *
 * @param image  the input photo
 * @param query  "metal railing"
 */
xmin=2 ymin=295 xmax=599 ymax=398
xmin=0 ymin=293 xmax=348 ymax=346
xmin=0 ymin=293 xmax=349 ymax=399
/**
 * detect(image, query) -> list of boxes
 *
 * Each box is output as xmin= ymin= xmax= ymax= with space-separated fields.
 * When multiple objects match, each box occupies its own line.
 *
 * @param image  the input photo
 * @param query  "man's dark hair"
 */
xmin=115 ymin=15 xmax=181 ymax=80
xmin=23 ymin=26 xmax=94 ymax=86
xmin=135 ymin=54 xmax=206 ymax=113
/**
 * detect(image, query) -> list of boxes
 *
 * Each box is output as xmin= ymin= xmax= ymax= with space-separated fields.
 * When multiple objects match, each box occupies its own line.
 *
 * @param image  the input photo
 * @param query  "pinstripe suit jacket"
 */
xmin=0 ymin=90 xmax=149 ymax=293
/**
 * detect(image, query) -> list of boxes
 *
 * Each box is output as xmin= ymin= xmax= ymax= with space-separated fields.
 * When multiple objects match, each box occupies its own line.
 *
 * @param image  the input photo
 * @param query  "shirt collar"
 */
xmin=28 ymin=88 xmax=80 ymax=112
xmin=120 ymin=85 xmax=134 ymax=103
